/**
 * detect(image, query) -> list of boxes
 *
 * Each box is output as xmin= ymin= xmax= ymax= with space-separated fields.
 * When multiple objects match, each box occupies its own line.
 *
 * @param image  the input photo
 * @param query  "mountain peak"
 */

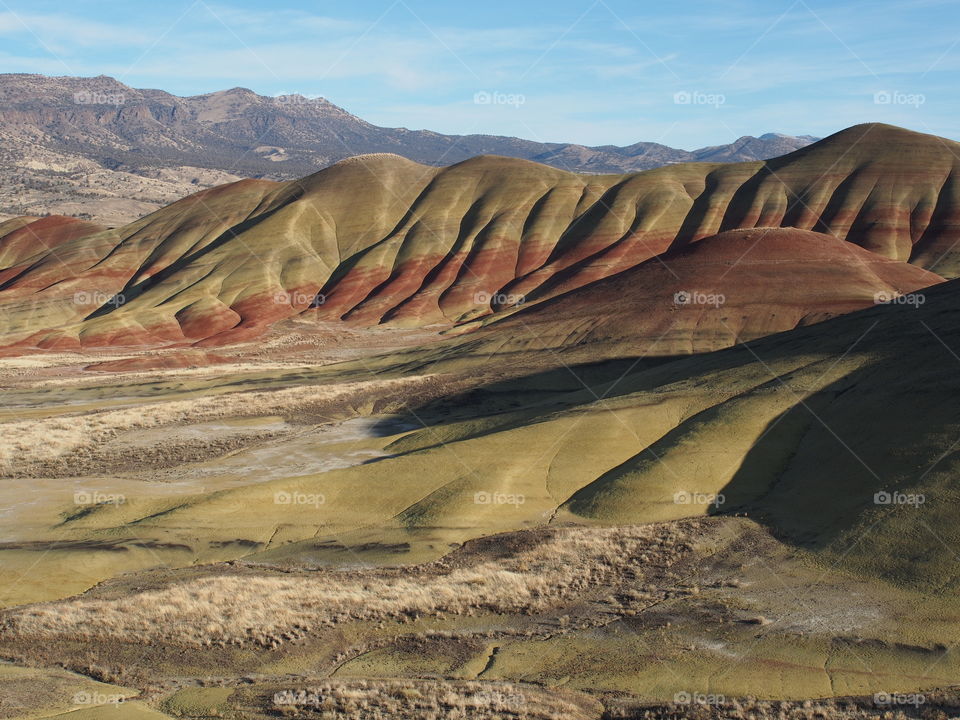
xmin=220 ymin=86 xmax=258 ymax=96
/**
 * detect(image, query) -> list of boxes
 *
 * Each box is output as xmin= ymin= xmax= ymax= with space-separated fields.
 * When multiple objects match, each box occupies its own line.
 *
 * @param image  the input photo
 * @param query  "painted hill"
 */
xmin=313 ymin=124 xmax=960 ymax=327
xmin=462 ymin=226 xmax=944 ymax=358
xmin=0 ymin=123 xmax=955 ymax=352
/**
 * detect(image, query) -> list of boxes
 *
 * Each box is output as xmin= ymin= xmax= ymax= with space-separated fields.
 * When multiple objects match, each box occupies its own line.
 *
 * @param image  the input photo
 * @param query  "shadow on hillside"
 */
xmin=368 ymin=353 xmax=689 ymax=441
xmin=368 ymin=282 xmax=960 ymax=566
xmin=716 ymin=346 xmax=960 ymax=558
xmin=366 ymin=291 xmax=902 ymax=444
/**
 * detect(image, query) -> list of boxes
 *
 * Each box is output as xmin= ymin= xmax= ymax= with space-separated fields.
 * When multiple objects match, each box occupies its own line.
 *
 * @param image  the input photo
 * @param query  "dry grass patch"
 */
xmin=267 ymin=678 xmax=599 ymax=719
xmin=1 ymin=524 xmax=695 ymax=648
xmin=608 ymin=691 xmax=960 ymax=719
xmin=6 ymin=360 xmax=304 ymax=386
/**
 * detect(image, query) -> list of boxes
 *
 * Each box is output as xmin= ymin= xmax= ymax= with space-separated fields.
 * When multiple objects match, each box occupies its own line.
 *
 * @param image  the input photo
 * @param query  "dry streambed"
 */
xmin=0 ymin=373 xmax=434 ymax=475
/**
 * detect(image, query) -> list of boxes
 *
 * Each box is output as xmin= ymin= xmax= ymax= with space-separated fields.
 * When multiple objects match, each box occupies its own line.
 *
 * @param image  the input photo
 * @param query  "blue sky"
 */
xmin=0 ymin=0 xmax=957 ymax=148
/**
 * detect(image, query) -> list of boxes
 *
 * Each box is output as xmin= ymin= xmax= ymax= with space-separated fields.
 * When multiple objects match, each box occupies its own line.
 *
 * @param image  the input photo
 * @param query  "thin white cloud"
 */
xmin=0 ymin=11 xmax=151 ymax=48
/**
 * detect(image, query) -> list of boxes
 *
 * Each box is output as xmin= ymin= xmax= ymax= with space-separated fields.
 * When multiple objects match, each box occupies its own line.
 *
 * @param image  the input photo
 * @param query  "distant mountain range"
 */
xmin=0 ymin=74 xmax=817 ymax=225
